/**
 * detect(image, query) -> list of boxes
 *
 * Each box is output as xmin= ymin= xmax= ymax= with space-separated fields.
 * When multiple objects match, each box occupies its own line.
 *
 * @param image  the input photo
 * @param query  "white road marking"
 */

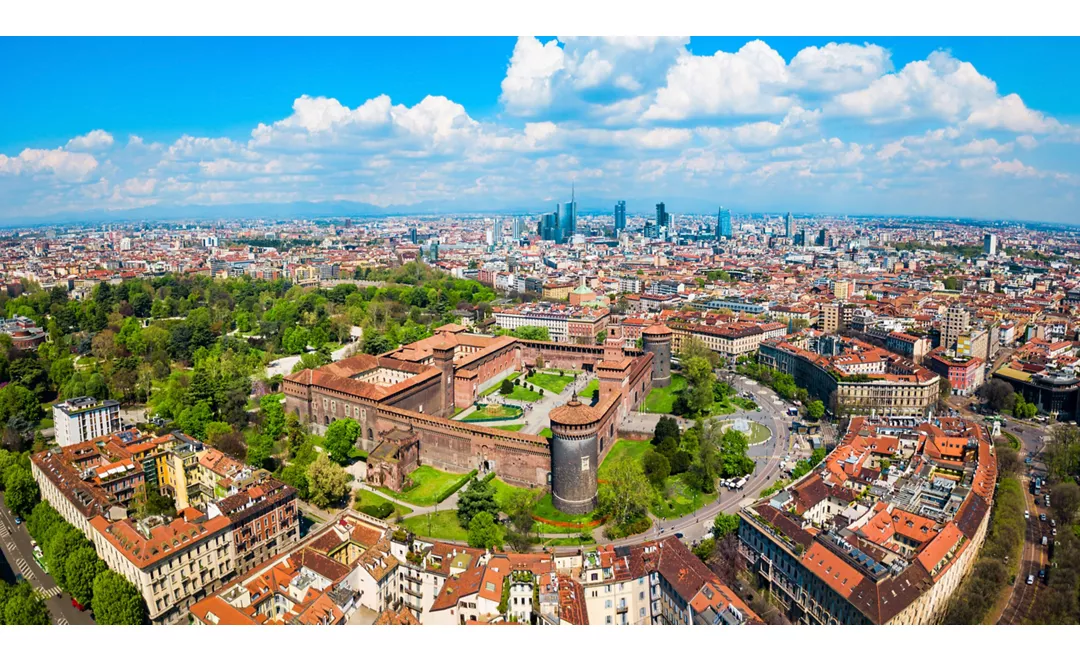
xmin=57 ymin=617 xmax=69 ymax=625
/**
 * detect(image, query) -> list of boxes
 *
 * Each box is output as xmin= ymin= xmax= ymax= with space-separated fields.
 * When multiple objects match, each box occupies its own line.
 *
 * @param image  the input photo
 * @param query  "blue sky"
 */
xmin=1 ymin=37 xmax=1079 ymax=222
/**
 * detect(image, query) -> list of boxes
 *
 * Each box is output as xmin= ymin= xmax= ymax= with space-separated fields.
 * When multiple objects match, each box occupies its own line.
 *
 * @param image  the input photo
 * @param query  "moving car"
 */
xmin=13 ymin=516 xmax=21 ymax=525
xmin=1027 ymin=574 xmax=1034 ymax=585
xmin=1025 ymin=510 xmax=1030 ymax=520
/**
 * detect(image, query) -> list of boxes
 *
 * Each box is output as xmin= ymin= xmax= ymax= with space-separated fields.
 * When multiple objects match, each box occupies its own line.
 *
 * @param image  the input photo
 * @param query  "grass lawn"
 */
xmin=354 ymin=489 xmax=413 ymax=518
xmin=532 ymin=493 xmax=598 ymax=525
xmin=598 ymin=440 xmax=651 ymax=480
xmin=643 ymin=374 xmax=687 ymax=414
xmin=481 ymin=372 xmax=522 ymax=397
xmin=505 ymin=385 xmax=544 ymax=402
xmin=464 ymin=404 xmax=523 ymax=421
xmin=651 ymin=475 xmax=717 ymax=520
xmin=708 ymin=398 xmax=736 ymax=416
xmin=490 ymin=477 xmax=540 ymax=510
xmin=492 ymin=423 xmax=526 ymax=432
xmin=539 ymin=428 xmax=553 ymax=438
xmin=378 ymin=466 xmax=469 ymax=506
xmin=747 ymin=421 xmax=771 ymax=445
xmin=542 ymin=535 xmax=595 ymax=547
xmin=733 ymin=397 xmax=759 ymax=411
xmin=400 ymin=510 xmax=469 ymax=542
xmin=578 ymin=379 xmax=599 ymax=400
xmin=527 ymin=371 xmax=577 ymax=394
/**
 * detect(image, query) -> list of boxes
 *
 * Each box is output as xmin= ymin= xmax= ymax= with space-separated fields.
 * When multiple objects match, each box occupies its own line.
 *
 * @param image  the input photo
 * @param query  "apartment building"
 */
xmin=927 ymin=349 xmax=986 ymax=396
xmin=90 ymin=508 xmax=235 ymax=624
xmin=492 ymin=303 xmax=609 ymax=344
xmin=53 ymin=396 xmax=121 ymax=447
xmin=739 ymin=416 xmax=996 ymax=625
xmin=759 ymin=336 xmax=940 ymax=416
xmin=190 ymin=511 xmax=397 ymax=626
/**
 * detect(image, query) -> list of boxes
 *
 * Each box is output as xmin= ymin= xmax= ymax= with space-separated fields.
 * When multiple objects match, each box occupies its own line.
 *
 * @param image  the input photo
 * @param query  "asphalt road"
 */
xmin=0 ymin=492 xmax=95 ymax=625
xmin=995 ymin=418 xmax=1054 ymax=624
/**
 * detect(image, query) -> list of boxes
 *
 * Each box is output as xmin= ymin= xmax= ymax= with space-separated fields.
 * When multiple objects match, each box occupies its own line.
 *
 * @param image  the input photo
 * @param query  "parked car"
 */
xmin=13 ymin=516 xmax=22 ymax=525
xmin=1027 ymin=574 xmax=1035 ymax=585
xmin=71 ymin=597 xmax=88 ymax=612
xmin=1040 ymin=513 xmax=1047 ymax=522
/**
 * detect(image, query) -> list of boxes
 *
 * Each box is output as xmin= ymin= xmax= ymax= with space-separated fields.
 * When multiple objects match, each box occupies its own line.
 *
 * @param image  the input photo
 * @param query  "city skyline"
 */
xmin=1 ymin=37 xmax=1079 ymax=225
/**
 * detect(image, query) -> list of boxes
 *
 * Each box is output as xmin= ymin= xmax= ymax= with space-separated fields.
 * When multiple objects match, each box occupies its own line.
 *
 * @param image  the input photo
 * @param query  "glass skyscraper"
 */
xmin=656 ymin=202 xmax=670 ymax=240
xmin=614 ymin=200 xmax=626 ymax=235
xmin=717 ymin=206 xmax=732 ymax=239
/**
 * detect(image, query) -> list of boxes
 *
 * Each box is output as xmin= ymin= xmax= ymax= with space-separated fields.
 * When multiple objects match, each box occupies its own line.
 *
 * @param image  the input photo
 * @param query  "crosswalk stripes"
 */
xmin=38 ymin=585 xmax=63 ymax=598
xmin=5 ymin=540 xmax=14 ymax=552
xmin=57 ymin=617 xmax=69 ymax=625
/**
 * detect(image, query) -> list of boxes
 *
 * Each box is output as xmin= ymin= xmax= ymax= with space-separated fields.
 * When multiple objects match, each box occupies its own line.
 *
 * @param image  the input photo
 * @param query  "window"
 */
xmin=581 ymin=456 xmax=590 ymax=471
xmin=605 ymin=600 xmax=612 ymax=609
xmin=605 ymin=615 xmax=612 ymax=624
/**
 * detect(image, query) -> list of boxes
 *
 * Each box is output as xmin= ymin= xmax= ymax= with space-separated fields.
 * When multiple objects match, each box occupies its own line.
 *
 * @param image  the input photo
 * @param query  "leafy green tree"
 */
xmin=642 ymin=450 xmax=670 ymax=489
xmin=503 ymin=489 xmax=539 ymax=552
xmin=306 ymin=453 xmax=349 ymax=509
xmin=0 ymin=581 xmax=50 ymax=625
xmin=713 ymin=512 xmax=740 ymax=539
xmin=597 ymin=456 xmax=651 ymax=526
xmin=26 ymin=501 xmax=64 ymax=543
xmin=653 ymin=416 xmax=680 ymax=446
xmin=806 ymin=399 xmax=825 ymax=421
xmin=246 ymin=433 xmax=274 ymax=470
xmin=324 ymin=418 xmax=361 ymax=465
xmin=4 ymin=465 xmax=39 ymax=517
xmin=177 ymin=401 xmax=213 ymax=440
xmin=457 ymin=477 xmax=499 ymax=527
xmin=467 ymin=511 xmax=501 ymax=549
xmin=45 ymin=524 xmax=91 ymax=591
xmin=510 ymin=326 xmax=550 ymax=341
xmin=499 ymin=379 xmax=514 ymax=395
xmin=680 ymin=356 xmax=716 ymax=416
xmin=65 ymin=546 xmax=107 ymax=608
xmin=92 ymin=570 xmax=146 ymax=625
xmin=1050 ymin=481 xmax=1080 ymax=527
xmin=0 ymin=384 xmax=44 ymax=428
xmin=260 ymin=395 xmax=286 ymax=441
xmin=361 ymin=330 xmax=394 ymax=355
xmin=678 ymin=335 xmax=720 ymax=369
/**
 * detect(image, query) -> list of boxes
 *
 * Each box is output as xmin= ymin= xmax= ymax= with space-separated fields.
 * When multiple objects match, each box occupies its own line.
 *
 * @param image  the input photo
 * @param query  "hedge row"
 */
xmin=435 ymin=469 xmax=478 ymax=503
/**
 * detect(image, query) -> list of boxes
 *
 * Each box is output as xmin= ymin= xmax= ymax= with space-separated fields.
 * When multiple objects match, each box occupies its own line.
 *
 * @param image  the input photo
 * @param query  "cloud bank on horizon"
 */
xmin=1 ymin=37 xmax=1078 ymax=223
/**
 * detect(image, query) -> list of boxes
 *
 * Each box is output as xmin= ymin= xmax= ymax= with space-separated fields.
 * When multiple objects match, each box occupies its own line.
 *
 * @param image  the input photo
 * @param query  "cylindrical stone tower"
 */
xmin=549 ymin=400 xmax=600 ymax=515
xmin=641 ymin=323 xmax=673 ymax=388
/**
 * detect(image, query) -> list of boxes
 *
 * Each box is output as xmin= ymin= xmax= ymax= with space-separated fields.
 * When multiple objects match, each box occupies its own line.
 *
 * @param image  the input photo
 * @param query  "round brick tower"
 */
xmin=641 ymin=322 xmax=673 ymax=388
xmin=549 ymin=400 xmax=600 ymax=515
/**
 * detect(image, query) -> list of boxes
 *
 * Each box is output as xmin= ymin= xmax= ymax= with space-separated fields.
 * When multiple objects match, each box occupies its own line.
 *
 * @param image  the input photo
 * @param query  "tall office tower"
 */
xmin=785 ymin=212 xmax=795 ymax=238
xmin=644 ymin=221 xmax=658 ymax=239
xmin=512 ymin=216 xmax=522 ymax=241
xmin=409 ymin=227 xmax=418 ymax=244
xmin=717 ymin=207 xmax=732 ymax=239
xmin=614 ymin=200 xmax=627 ymax=235
xmin=430 ymin=241 xmax=439 ymax=261
xmin=540 ymin=212 xmax=558 ymax=241
xmin=817 ymin=228 xmax=828 ymax=247
xmin=492 ymin=217 xmax=503 ymax=245
xmin=983 ymin=233 xmax=998 ymax=256
xmin=656 ymin=202 xmax=670 ymax=240
xmin=943 ymin=304 xmax=971 ymax=351
xmin=557 ymin=187 xmax=578 ymax=244
xmin=794 ymin=229 xmax=807 ymax=247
